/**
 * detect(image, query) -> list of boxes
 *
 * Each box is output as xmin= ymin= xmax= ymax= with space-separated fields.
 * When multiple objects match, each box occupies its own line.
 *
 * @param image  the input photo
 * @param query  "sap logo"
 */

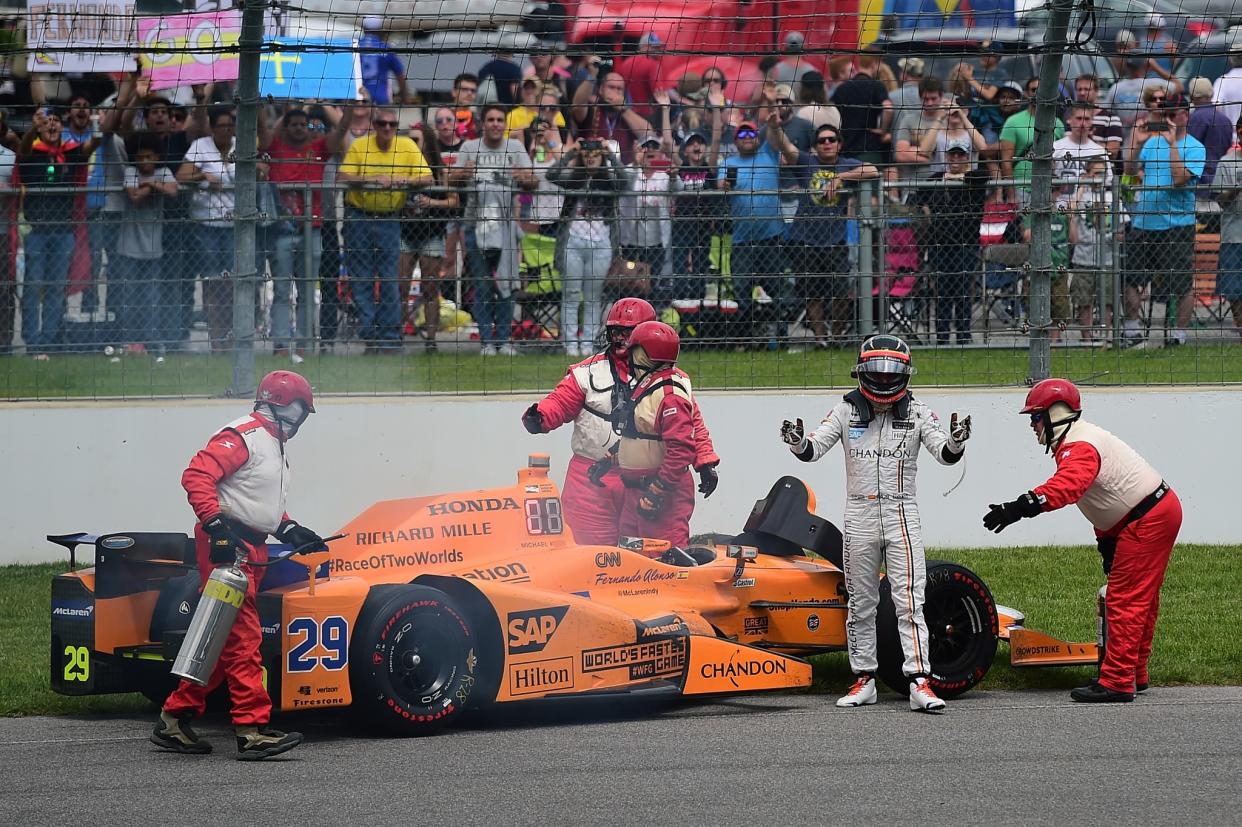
xmin=427 ymin=497 xmax=519 ymax=516
xmin=595 ymin=551 xmax=622 ymax=568
xmin=507 ymin=606 xmax=569 ymax=654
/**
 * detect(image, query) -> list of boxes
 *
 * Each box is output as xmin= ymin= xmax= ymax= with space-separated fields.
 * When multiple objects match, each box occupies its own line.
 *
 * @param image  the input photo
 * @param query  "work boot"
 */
xmin=909 ymin=677 xmax=947 ymax=713
xmin=835 ymin=673 xmax=878 ymax=708
xmin=1070 ymin=681 xmax=1134 ymax=703
xmin=235 ymin=725 xmax=303 ymax=761
xmin=150 ymin=710 xmax=212 ymax=754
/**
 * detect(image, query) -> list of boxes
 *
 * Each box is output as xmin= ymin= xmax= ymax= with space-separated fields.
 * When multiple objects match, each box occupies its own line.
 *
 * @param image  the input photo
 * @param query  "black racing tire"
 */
xmin=875 ymin=560 xmax=999 ymax=699
xmin=349 ymin=584 xmax=480 ymax=735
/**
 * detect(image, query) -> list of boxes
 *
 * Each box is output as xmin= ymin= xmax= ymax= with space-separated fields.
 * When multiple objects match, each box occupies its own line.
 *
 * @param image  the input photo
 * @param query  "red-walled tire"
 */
xmin=350 ymin=585 xmax=480 ymax=735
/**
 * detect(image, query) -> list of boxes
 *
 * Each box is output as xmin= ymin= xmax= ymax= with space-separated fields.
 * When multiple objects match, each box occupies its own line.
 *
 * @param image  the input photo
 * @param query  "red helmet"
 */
xmin=1020 ymin=378 xmax=1081 ymax=414
xmin=606 ymin=298 xmax=657 ymax=329
xmin=256 ymin=370 xmax=316 ymax=412
xmin=629 ymin=321 xmax=680 ymax=364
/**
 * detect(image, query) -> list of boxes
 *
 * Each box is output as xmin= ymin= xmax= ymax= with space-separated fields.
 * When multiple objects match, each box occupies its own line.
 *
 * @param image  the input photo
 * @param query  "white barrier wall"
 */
xmin=2 ymin=387 xmax=1236 ymax=564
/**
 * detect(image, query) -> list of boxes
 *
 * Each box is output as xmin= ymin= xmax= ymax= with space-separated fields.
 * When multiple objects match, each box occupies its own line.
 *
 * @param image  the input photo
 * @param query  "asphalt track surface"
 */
xmin=4 ymin=687 xmax=1240 ymax=825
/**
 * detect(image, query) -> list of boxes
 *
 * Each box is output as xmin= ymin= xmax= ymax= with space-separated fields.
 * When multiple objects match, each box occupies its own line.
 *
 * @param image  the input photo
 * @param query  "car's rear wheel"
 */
xmin=350 ymin=584 xmax=480 ymax=735
xmin=875 ymin=560 xmax=999 ymax=698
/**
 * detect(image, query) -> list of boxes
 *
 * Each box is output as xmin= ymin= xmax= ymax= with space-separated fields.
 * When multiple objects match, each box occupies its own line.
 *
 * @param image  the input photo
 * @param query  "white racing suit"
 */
xmin=791 ymin=390 xmax=964 ymax=678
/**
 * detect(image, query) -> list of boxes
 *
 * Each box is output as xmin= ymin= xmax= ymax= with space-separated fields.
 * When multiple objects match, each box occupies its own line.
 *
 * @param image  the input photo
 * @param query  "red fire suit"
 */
xmin=531 ymin=352 xmax=717 ymax=545
xmin=615 ymin=365 xmax=698 ymax=547
xmin=1032 ymin=420 xmax=1182 ymax=694
xmin=164 ymin=413 xmax=289 ymax=726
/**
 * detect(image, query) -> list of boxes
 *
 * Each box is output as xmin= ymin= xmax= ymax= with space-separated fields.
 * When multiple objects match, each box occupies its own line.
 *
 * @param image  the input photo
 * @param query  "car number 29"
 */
xmin=287 ymin=616 xmax=349 ymax=673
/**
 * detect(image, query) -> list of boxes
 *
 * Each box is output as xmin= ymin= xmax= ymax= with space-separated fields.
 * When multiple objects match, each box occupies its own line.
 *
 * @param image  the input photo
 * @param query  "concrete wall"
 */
xmin=2 ymin=387 xmax=1236 ymax=564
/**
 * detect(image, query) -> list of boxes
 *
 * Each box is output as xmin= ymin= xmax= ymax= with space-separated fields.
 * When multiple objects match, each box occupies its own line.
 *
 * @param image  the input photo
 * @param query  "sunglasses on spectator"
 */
xmin=170 ymin=111 xmax=188 ymax=121
xmin=736 ymin=129 xmax=758 ymax=139
xmin=816 ymin=136 xmax=839 ymax=144
xmin=307 ymin=122 xmax=326 ymax=132
xmin=374 ymin=119 xmax=399 ymax=127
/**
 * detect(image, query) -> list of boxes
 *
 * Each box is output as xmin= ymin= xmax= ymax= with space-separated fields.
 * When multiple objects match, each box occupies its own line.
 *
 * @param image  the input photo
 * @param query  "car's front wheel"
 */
xmin=875 ymin=560 xmax=999 ymax=698
xmin=350 ymin=585 xmax=480 ymax=735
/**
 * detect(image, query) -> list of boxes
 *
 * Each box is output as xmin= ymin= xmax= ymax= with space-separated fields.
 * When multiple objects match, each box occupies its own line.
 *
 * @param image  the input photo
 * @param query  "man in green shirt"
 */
xmin=1000 ymin=77 xmax=1065 ymax=207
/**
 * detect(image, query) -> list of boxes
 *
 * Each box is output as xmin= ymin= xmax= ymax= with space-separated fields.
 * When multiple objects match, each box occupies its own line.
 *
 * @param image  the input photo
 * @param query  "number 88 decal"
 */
xmin=524 ymin=497 xmax=563 ymax=535
xmin=287 ymin=616 xmax=349 ymax=673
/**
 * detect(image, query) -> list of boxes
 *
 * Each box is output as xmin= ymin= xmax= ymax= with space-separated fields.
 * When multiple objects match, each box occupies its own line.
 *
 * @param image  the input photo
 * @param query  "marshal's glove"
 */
xmin=203 ymin=515 xmax=246 ymax=565
xmin=1097 ymin=536 xmax=1118 ymax=575
xmin=588 ymin=455 xmax=614 ymax=487
xmin=276 ymin=519 xmax=328 ymax=553
xmin=780 ymin=418 xmax=807 ymax=452
xmin=982 ymin=492 xmax=1043 ymax=533
xmin=521 ymin=403 xmax=543 ymax=434
xmin=948 ymin=412 xmax=972 ymax=451
xmin=697 ymin=465 xmax=719 ymax=498
xmin=636 ymin=477 xmax=671 ymax=520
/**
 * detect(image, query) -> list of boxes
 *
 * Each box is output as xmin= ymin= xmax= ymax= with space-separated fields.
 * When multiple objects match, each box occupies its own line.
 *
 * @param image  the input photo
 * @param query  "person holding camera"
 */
xmin=571 ymin=58 xmax=654 ymax=163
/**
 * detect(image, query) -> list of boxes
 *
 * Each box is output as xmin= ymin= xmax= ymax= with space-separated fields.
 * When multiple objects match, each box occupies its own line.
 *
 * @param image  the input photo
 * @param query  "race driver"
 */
xmin=522 ymin=298 xmax=719 ymax=545
xmin=151 ymin=370 xmax=327 ymax=760
xmin=982 ymin=378 xmax=1182 ymax=703
xmin=613 ymin=321 xmax=702 ymax=547
xmin=780 ymin=334 xmax=971 ymax=713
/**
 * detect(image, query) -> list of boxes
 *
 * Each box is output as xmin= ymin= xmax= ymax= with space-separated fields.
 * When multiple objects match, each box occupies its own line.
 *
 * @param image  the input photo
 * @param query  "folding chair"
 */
xmin=877 ymin=220 xmax=927 ymax=340
xmin=981 ymin=243 xmax=1029 ymax=339
xmin=513 ymin=233 xmax=562 ymax=341
xmin=1192 ymin=232 xmax=1230 ymax=326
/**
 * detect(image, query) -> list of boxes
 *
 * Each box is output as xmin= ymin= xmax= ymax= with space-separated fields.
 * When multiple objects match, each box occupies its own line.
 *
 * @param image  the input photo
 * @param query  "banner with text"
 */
xmin=259 ymin=37 xmax=362 ymax=101
xmin=27 ymin=0 xmax=138 ymax=74
xmin=137 ymin=10 xmax=241 ymax=91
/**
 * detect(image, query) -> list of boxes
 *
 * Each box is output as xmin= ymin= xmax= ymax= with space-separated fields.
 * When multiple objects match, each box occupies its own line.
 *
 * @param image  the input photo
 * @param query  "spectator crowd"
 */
xmin=3 ymin=14 xmax=1242 ymax=359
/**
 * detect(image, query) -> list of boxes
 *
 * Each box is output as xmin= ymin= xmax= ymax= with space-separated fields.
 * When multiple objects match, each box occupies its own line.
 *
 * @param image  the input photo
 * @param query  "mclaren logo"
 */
xmin=507 ymin=606 xmax=570 ymax=654
xmin=52 ymin=605 xmax=94 ymax=618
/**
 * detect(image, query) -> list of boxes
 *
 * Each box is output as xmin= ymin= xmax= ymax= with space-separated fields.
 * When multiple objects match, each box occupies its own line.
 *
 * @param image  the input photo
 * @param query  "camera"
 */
xmin=597 ymin=57 xmax=614 ymax=76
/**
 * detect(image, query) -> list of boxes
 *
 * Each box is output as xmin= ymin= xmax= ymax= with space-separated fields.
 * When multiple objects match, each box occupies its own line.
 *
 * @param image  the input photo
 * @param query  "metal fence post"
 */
xmin=229 ymin=0 xmax=264 ymax=396
xmin=300 ymin=183 xmax=314 ymax=355
xmin=857 ymin=178 xmax=876 ymax=337
xmin=1111 ymin=175 xmax=1123 ymax=347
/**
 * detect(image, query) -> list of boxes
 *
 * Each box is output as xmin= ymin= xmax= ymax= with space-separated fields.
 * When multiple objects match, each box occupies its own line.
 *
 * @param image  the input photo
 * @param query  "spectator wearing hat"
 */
xmin=921 ymin=97 xmax=987 ymax=177
xmin=617 ymin=33 xmax=664 ymax=121
xmin=670 ymin=107 xmax=725 ymax=300
xmin=831 ymin=50 xmax=894 ymax=165
xmin=359 ymin=16 xmax=410 ymax=105
xmin=772 ymin=31 xmax=812 ymax=86
xmin=718 ymin=111 xmax=800 ymax=347
xmin=1212 ymin=53 xmax=1242 ymax=127
xmin=1000 ymin=76 xmax=1065 ymax=207
xmin=757 ymin=82 xmax=815 ymax=152
xmin=796 ymin=71 xmax=841 ymax=131
xmin=1140 ymin=14 xmax=1177 ymax=82
xmin=1074 ymin=74 xmax=1123 ymax=161
xmin=1122 ymin=92 xmax=1205 ymax=348
xmin=1187 ymin=76 xmax=1232 ymax=187
xmin=890 ymin=57 xmax=925 ymax=124
xmin=910 ymin=138 xmax=991 ymax=345
xmin=1111 ymin=29 xmax=1140 ymax=79
xmin=479 ymin=50 xmax=523 ymax=106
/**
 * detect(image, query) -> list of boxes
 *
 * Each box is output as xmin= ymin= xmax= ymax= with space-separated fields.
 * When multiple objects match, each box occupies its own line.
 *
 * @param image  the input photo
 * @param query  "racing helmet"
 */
xmin=1021 ymin=378 xmax=1082 ymax=451
xmin=850 ymin=334 xmax=915 ymax=405
xmin=603 ymin=298 xmax=657 ymax=356
xmin=255 ymin=370 xmax=315 ymax=439
xmin=628 ymin=321 xmax=680 ymax=370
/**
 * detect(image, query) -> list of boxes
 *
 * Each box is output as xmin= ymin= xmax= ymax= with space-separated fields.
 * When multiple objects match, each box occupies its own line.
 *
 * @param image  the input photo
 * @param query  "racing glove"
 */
xmin=521 ymin=403 xmax=543 ymax=435
xmin=780 ymin=418 xmax=807 ymax=452
xmin=276 ymin=520 xmax=328 ymax=553
xmin=697 ymin=465 xmax=719 ymax=498
xmin=203 ymin=515 xmax=246 ymax=565
xmin=947 ymin=413 xmax=972 ymax=451
xmin=982 ymin=492 xmax=1044 ymax=533
xmin=636 ymin=477 xmax=671 ymax=520
xmin=1097 ymin=536 xmax=1118 ymax=576
xmin=587 ymin=455 xmax=614 ymax=487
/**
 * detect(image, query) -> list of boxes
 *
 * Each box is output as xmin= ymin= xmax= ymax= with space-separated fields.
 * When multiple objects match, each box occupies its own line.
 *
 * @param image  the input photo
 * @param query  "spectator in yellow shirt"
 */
xmin=508 ymin=83 xmax=567 ymax=138
xmin=338 ymin=107 xmax=433 ymax=351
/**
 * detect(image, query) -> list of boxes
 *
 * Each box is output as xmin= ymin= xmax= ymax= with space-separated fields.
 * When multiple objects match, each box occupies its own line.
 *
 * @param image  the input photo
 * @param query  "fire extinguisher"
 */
xmin=1096 ymin=584 xmax=1108 ymax=667
xmin=171 ymin=534 xmax=344 ymax=686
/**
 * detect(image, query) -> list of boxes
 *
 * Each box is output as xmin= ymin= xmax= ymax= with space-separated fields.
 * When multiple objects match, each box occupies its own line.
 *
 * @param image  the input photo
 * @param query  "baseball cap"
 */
xmin=362 ymin=15 xmax=383 ymax=31
xmin=897 ymin=56 xmax=925 ymax=76
xmin=1188 ymin=77 xmax=1214 ymax=99
xmin=774 ymin=83 xmax=794 ymax=102
xmin=1161 ymin=92 xmax=1190 ymax=110
xmin=998 ymin=80 xmax=1025 ymax=97
xmin=639 ymin=136 xmax=662 ymax=149
xmin=682 ymin=130 xmax=708 ymax=144
xmin=1116 ymin=29 xmax=1138 ymax=48
xmin=981 ymin=39 xmax=1003 ymax=53
xmin=1147 ymin=13 xmax=1165 ymax=29
xmin=737 ymin=119 xmax=759 ymax=132
xmin=945 ymin=138 xmax=972 ymax=155
xmin=784 ymin=31 xmax=805 ymax=52
xmin=639 ymin=32 xmax=663 ymax=49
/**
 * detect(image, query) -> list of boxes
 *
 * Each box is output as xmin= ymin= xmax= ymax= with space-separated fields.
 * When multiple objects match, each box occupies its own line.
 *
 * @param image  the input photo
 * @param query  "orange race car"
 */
xmin=48 ymin=455 xmax=1096 ymax=734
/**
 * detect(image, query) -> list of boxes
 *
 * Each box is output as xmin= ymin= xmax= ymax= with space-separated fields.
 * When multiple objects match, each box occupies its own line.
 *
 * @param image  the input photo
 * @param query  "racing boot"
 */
xmin=835 ymin=673 xmax=878 ymax=708
xmin=150 ymin=710 xmax=212 ymax=754
xmin=909 ymin=676 xmax=946 ymax=713
xmin=235 ymin=725 xmax=303 ymax=761
xmin=1069 ymin=681 xmax=1134 ymax=703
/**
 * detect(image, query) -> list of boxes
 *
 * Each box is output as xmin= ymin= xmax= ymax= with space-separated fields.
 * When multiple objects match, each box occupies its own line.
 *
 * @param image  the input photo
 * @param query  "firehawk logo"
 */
xmin=221 ymin=440 xmax=235 ymax=449
xmin=1061 ymin=450 xmax=1072 ymax=459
